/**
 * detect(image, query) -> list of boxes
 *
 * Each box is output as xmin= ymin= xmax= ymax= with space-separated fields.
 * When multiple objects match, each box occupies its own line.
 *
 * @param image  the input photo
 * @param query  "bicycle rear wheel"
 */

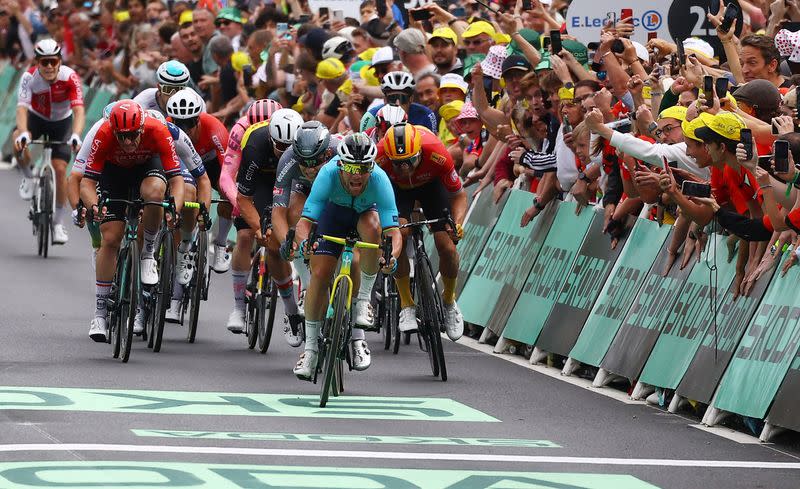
xmin=422 ymin=257 xmax=447 ymax=382
xmin=39 ymin=168 xmax=53 ymax=259
xmin=387 ymin=277 xmax=401 ymax=355
xmin=246 ymin=256 xmax=260 ymax=349
xmin=110 ymin=249 xmax=128 ymax=359
xmin=187 ymin=230 xmax=207 ymax=343
xmin=258 ymin=282 xmax=278 ymax=354
xmin=120 ymin=241 xmax=139 ymax=363
xmin=415 ymin=263 xmax=439 ymax=378
xmin=320 ymin=280 xmax=350 ymax=408
xmin=151 ymin=228 xmax=174 ymax=353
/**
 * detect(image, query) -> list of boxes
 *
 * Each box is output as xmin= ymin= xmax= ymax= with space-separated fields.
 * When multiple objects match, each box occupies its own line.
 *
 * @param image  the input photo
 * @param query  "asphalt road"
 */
xmin=1 ymin=172 xmax=799 ymax=489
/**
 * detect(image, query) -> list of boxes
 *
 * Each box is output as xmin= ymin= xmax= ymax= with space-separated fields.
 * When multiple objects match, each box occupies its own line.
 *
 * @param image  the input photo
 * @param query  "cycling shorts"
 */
xmin=27 ymin=112 xmax=72 ymax=162
xmin=312 ymin=202 xmax=377 ymax=258
xmin=234 ymin=172 xmax=275 ymax=231
xmin=205 ymin=156 xmax=222 ymax=191
xmin=98 ymin=158 xmax=166 ymax=223
xmin=393 ymin=180 xmax=450 ymax=232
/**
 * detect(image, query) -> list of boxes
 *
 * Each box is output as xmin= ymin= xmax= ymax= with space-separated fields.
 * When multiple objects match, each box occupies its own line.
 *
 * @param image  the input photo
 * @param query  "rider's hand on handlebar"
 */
xmin=89 ymin=204 xmax=107 ymax=223
xmin=14 ymin=132 xmax=31 ymax=152
xmin=69 ymin=133 xmax=82 ymax=152
xmin=380 ymin=255 xmax=398 ymax=275
xmin=445 ymin=222 xmax=463 ymax=243
xmin=279 ymin=237 xmax=297 ymax=260
xmin=255 ymin=228 xmax=272 ymax=247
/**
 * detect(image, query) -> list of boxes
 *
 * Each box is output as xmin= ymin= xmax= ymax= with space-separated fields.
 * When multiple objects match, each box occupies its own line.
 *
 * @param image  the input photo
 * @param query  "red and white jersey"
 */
xmin=17 ymin=65 xmax=84 ymax=121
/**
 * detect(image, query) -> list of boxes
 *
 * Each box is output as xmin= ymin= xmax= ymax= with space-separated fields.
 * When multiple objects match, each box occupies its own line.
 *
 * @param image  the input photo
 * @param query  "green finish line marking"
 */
xmin=0 ymin=461 xmax=660 ymax=488
xmin=0 ymin=386 xmax=497 ymax=422
xmin=131 ymin=429 xmax=561 ymax=448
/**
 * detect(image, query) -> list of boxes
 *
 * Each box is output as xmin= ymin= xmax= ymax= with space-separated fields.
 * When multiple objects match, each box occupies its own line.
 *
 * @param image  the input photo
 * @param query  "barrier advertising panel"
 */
xmin=766 ymin=350 xmax=800 ymax=433
xmin=455 ymin=187 xmax=505 ymax=297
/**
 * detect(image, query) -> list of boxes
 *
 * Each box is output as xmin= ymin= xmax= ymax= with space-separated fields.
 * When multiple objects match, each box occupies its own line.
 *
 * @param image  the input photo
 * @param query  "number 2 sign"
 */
xmin=668 ymin=0 xmax=743 ymax=62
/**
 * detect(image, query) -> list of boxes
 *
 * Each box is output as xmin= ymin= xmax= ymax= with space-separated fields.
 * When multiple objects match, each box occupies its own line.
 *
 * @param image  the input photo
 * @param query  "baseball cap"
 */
xmin=507 ymin=29 xmax=540 ymax=56
xmin=732 ymin=79 xmax=782 ymax=113
xmin=462 ymin=53 xmax=486 ymax=78
xmin=440 ymin=73 xmax=468 ymax=94
xmin=683 ymin=37 xmax=715 ymax=59
xmin=371 ymin=46 xmax=396 ymax=66
xmin=502 ymin=55 xmax=531 ymax=75
xmin=361 ymin=18 xmax=391 ymax=43
xmin=299 ymin=28 xmax=331 ymax=60
xmin=216 ymin=7 xmax=243 ymax=24
xmin=316 ymin=58 xmax=346 ymax=80
xmin=439 ymin=100 xmax=465 ymax=121
xmin=562 ymin=39 xmax=589 ymax=67
xmin=681 ymin=112 xmax=716 ymax=142
xmin=462 ymin=21 xmax=495 ymax=39
xmin=658 ymin=105 xmax=688 ymax=122
xmin=430 ymin=27 xmax=458 ymax=45
xmin=393 ymin=28 xmax=427 ymax=55
xmin=693 ymin=111 xmax=747 ymax=142
xmin=178 ymin=9 xmax=192 ymax=25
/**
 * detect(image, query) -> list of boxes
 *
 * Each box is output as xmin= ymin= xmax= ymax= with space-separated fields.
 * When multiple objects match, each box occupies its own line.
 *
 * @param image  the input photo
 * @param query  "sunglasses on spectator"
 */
xmin=215 ymin=19 xmax=232 ymax=26
xmin=0 ymin=10 xmax=8 ymax=17
xmin=464 ymin=38 xmax=488 ymax=46
xmin=39 ymin=58 xmax=60 ymax=67
xmin=159 ymin=84 xmax=182 ymax=96
xmin=115 ymin=130 xmax=143 ymax=143
xmin=340 ymin=163 xmax=373 ymax=174
xmin=174 ymin=117 xmax=199 ymax=130
xmin=385 ymin=93 xmax=409 ymax=105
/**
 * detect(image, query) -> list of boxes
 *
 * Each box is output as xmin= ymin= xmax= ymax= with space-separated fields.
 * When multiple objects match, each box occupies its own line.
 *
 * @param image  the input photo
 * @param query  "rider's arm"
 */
xmin=220 ymin=123 xmax=245 ymax=205
xmin=297 ymin=164 xmax=335 ymax=244
xmin=270 ymin=152 xmax=296 ymax=243
xmin=374 ymin=170 xmax=402 ymax=260
xmin=68 ymin=70 xmax=86 ymax=136
xmin=71 ymin=104 xmax=86 ymax=138
xmin=195 ymin=174 xmax=212 ymax=210
xmin=16 ymin=71 xmax=32 ymax=134
xmin=15 ymin=106 xmax=29 ymax=135
xmin=154 ymin=125 xmax=186 ymax=212
xmin=236 ymin=143 xmax=264 ymax=232
xmin=236 ymin=193 xmax=261 ymax=233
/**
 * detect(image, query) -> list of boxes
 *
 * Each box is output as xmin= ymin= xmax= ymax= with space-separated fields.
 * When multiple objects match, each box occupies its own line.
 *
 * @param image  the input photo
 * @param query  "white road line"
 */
xmin=0 ymin=444 xmax=798 ymax=469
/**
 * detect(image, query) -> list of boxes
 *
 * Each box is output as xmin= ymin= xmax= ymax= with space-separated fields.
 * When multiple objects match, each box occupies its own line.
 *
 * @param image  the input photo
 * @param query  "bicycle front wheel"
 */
xmin=258 ymin=282 xmax=278 ymax=354
xmin=422 ymin=257 xmax=447 ymax=382
xmin=39 ymin=168 xmax=53 ymax=259
xmin=120 ymin=241 xmax=139 ymax=363
xmin=320 ymin=280 xmax=350 ymax=408
xmin=415 ymin=262 xmax=439 ymax=378
xmin=151 ymin=229 xmax=174 ymax=353
xmin=187 ymin=230 xmax=207 ymax=343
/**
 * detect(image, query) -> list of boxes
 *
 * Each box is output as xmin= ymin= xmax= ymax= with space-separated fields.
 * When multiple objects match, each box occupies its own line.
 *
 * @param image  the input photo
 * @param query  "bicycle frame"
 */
xmin=322 ymin=234 xmax=380 ymax=319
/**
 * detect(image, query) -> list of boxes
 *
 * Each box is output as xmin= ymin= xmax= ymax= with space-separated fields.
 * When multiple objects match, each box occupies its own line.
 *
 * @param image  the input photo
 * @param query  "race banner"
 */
xmin=601 ymin=228 xmax=695 ymax=381
xmin=535 ymin=211 xmax=628 ymax=356
xmin=676 ymin=246 xmax=774 ymax=404
xmin=460 ymin=190 xmax=557 ymax=332
xmin=638 ymin=234 xmax=737 ymax=390
xmin=766 ymin=349 xmax=800 ymax=433
xmin=455 ymin=187 xmax=505 ymax=298
xmin=423 ymin=184 xmax=480 ymax=284
xmin=500 ymin=201 xmax=594 ymax=345
xmin=713 ymin=254 xmax=800 ymax=419
xmin=569 ymin=219 xmax=671 ymax=368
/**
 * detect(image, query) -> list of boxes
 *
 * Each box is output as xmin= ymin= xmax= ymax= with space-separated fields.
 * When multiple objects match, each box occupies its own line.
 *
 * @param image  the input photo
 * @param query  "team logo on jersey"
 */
xmin=431 ymin=153 xmax=447 ymax=166
xmin=273 ymin=187 xmax=284 ymax=196
xmin=448 ymin=169 xmax=459 ymax=183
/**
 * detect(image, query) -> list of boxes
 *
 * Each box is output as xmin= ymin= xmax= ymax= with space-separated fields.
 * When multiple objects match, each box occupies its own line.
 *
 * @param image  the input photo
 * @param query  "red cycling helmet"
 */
xmin=246 ymin=99 xmax=283 ymax=125
xmin=109 ymin=100 xmax=145 ymax=134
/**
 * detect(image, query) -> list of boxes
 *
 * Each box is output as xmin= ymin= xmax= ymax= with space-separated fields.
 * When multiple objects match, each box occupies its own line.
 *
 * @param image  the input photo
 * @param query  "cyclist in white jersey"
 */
xmin=133 ymin=60 xmax=201 ymax=116
xmin=14 ymin=39 xmax=86 ymax=245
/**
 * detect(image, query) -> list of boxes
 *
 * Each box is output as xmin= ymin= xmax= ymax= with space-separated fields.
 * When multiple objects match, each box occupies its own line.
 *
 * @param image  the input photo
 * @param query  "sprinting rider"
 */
xmin=80 ymin=100 xmax=185 ymax=341
xmin=376 ymin=122 xmax=467 ymax=341
xmin=133 ymin=60 xmax=200 ymax=116
xmin=284 ymin=133 xmax=402 ymax=380
xmin=230 ymin=108 xmax=304 ymax=334
xmin=14 ymin=39 xmax=86 ymax=245
xmin=273 ymin=121 xmax=340 ymax=346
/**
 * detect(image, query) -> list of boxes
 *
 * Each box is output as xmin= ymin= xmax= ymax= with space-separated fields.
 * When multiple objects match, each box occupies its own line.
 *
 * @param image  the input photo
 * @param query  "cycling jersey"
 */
xmin=18 ymin=65 xmax=83 ymax=121
xmin=189 ymin=113 xmax=228 ymax=168
xmin=366 ymin=102 xmax=437 ymax=133
xmin=301 ymin=161 xmax=399 ymax=231
xmin=219 ymin=115 xmax=251 ymax=205
xmin=375 ymin=126 xmax=462 ymax=193
xmin=272 ymin=139 xmax=340 ymax=208
xmin=235 ymin=121 xmax=284 ymax=195
xmin=83 ymin=117 xmax=182 ymax=181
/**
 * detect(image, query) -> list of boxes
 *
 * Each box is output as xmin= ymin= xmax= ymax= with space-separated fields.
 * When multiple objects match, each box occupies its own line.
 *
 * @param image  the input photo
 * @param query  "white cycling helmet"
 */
xmin=322 ymin=36 xmax=354 ymax=61
xmin=156 ymin=60 xmax=191 ymax=87
xmin=337 ymin=132 xmax=377 ymax=168
xmin=34 ymin=38 xmax=61 ymax=58
xmin=166 ymin=88 xmax=205 ymax=119
xmin=268 ymin=108 xmax=304 ymax=145
xmin=380 ymin=71 xmax=415 ymax=94
xmin=146 ymin=109 xmax=167 ymax=125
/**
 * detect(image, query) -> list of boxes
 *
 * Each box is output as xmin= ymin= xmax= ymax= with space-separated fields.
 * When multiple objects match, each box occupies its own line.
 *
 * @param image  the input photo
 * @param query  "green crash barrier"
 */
xmin=713 ymin=253 xmax=800 ymax=419
xmin=638 ymin=234 xmax=737 ymax=391
xmin=461 ymin=190 xmax=557 ymax=335
xmin=766 ymin=350 xmax=800 ymax=434
xmin=535 ymin=212 xmax=629 ymax=357
xmin=84 ymin=89 xmax=114 ymax=124
xmin=500 ymin=201 xmax=594 ymax=345
xmin=568 ymin=219 xmax=671 ymax=367
xmin=455 ymin=186 xmax=503 ymax=297
xmin=421 ymin=184 xmax=478 ymax=277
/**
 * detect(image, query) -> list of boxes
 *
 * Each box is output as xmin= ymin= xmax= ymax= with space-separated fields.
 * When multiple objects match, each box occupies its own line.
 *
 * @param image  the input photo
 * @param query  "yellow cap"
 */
xmin=558 ymin=87 xmax=574 ymax=101
xmin=178 ymin=10 xmax=193 ymax=26
xmin=430 ymin=27 xmax=458 ymax=44
xmin=462 ymin=21 xmax=495 ymax=39
xmin=694 ymin=111 xmax=747 ymax=142
xmin=359 ymin=64 xmax=380 ymax=86
xmin=494 ymin=33 xmax=511 ymax=44
xmin=359 ymin=47 xmax=378 ymax=62
xmin=114 ymin=10 xmax=131 ymax=22
xmin=231 ymin=51 xmax=252 ymax=72
xmin=316 ymin=58 xmax=346 ymax=80
xmin=337 ymin=78 xmax=354 ymax=96
xmin=439 ymin=100 xmax=465 ymax=121
xmin=681 ymin=112 xmax=715 ymax=142
xmin=658 ymin=105 xmax=688 ymax=122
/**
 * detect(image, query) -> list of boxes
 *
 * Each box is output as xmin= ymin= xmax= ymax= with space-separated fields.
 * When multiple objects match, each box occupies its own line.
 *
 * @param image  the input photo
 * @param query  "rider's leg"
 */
xmin=95 ymin=221 xmax=125 ymax=318
xmin=231 ymin=228 xmax=253 ymax=311
xmin=215 ymin=201 xmax=234 ymax=247
xmin=433 ymin=230 xmax=460 ymax=305
xmin=267 ymin=231 xmax=298 ymax=315
xmin=354 ymin=210 xmax=381 ymax=307
xmin=51 ymin=157 xmax=69 ymax=227
xmin=140 ymin=176 xmax=167 ymax=259
xmin=393 ymin=222 xmax=414 ymax=308
xmin=303 ymin=254 xmax=337 ymax=351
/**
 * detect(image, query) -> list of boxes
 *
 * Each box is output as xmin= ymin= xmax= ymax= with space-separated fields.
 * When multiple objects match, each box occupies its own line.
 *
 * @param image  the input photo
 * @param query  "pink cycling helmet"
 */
xmin=246 ymin=99 xmax=283 ymax=125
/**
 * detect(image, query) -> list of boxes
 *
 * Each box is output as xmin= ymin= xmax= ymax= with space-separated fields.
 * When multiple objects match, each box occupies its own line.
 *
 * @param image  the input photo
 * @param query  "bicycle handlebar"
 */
xmin=320 ymin=235 xmax=380 ymax=249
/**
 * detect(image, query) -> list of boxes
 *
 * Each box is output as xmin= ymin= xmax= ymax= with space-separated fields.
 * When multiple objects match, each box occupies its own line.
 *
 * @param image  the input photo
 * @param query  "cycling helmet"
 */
xmin=380 ymin=71 xmax=415 ymax=94
xmin=375 ymin=105 xmax=408 ymax=128
xmin=109 ymin=100 xmax=146 ymax=133
xmin=166 ymin=88 xmax=205 ymax=119
xmin=245 ymin=99 xmax=282 ymax=125
xmin=293 ymin=121 xmax=331 ymax=166
xmin=102 ymin=101 xmax=117 ymax=120
xmin=383 ymin=122 xmax=422 ymax=166
xmin=322 ymin=36 xmax=354 ymax=61
xmin=156 ymin=60 xmax=191 ymax=87
xmin=338 ymin=132 xmax=377 ymax=168
xmin=146 ymin=109 xmax=167 ymax=125
xmin=34 ymin=39 xmax=61 ymax=58
xmin=268 ymin=109 xmax=304 ymax=145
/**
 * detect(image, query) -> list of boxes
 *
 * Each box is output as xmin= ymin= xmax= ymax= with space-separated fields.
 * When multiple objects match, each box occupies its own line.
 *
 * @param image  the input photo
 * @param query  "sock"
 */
xmin=305 ymin=319 xmax=322 ymax=352
xmin=275 ymin=275 xmax=298 ymax=315
xmin=294 ymin=257 xmax=311 ymax=290
xmin=358 ymin=271 xmax=377 ymax=302
xmin=215 ymin=217 xmax=233 ymax=246
xmin=442 ymin=276 xmax=457 ymax=305
xmin=232 ymin=270 xmax=247 ymax=311
xmin=396 ymin=276 xmax=415 ymax=309
xmin=142 ymin=228 xmax=157 ymax=258
xmin=172 ymin=272 xmax=184 ymax=300
xmin=54 ymin=206 xmax=66 ymax=226
xmin=20 ymin=165 xmax=33 ymax=178
xmin=95 ymin=281 xmax=112 ymax=318
xmin=351 ymin=328 xmax=365 ymax=341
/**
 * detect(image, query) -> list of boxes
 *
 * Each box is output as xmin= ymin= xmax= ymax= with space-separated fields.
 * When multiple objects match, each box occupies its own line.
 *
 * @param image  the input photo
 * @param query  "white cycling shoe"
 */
xmin=133 ymin=307 xmax=145 ymax=335
xmin=283 ymin=314 xmax=304 ymax=347
xmin=175 ymin=251 xmax=194 ymax=286
xmin=444 ymin=302 xmax=464 ymax=341
xmin=89 ymin=317 xmax=108 ymax=343
xmin=398 ymin=306 xmax=418 ymax=332
xmin=352 ymin=339 xmax=371 ymax=371
xmin=353 ymin=299 xmax=375 ymax=330
xmin=52 ymin=224 xmax=68 ymax=244
xmin=211 ymin=243 xmax=231 ymax=273
xmin=165 ymin=299 xmax=182 ymax=324
xmin=19 ymin=177 xmax=34 ymax=200
xmin=226 ymin=308 xmax=245 ymax=334
xmin=294 ymin=350 xmax=318 ymax=380
xmin=140 ymin=256 xmax=159 ymax=286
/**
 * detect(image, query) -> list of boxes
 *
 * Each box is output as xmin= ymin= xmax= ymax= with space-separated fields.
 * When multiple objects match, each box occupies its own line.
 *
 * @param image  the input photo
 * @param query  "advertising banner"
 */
xmin=601 ymin=229 xmax=695 ymax=381
xmin=568 ymin=219 xmax=671 ymax=367
xmin=455 ymin=187 xmax=505 ymax=298
xmin=500 ymin=202 xmax=594 ymax=345
xmin=460 ymin=190 xmax=556 ymax=331
xmin=535 ymin=211 xmax=628 ymax=356
xmin=676 ymin=249 xmax=773 ymax=404
xmin=713 ymin=255 xmax=800 ymax=419
xmin=639 ymin=235 xmax=737 ymax=390
xmin=565 ymin=0 xmax=673 ymax=48
xmin=766 ymin=350 xmax=800 ymax=433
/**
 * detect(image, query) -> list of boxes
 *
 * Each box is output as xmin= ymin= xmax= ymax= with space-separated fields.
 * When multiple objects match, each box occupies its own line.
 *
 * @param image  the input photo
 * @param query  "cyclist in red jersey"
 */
xmin=80 ymin=100 xmax=185 ymax=342
xmin=375 ymin=122 xmax=468 ymax=341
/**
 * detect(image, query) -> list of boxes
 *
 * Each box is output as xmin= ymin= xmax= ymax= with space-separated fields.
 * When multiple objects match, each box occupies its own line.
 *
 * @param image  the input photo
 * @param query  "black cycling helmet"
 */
xmin=293 ymin=121 xmax=331 ymax=166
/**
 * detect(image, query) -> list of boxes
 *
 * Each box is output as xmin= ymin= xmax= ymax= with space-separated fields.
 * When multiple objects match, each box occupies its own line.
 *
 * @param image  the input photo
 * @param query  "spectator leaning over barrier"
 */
xmin=215 ymin=7 xmax=244 ymax=52
xmin=177 ymin=20 xmax=204 ymax=85
xmin=192 ymin=7 xmax=221 ymax=75
xmin=461 ymin=21 xmax=495 ymax=56
xmin=414 ymin=72 xmax=441 ymax=115
xmin=740 ymin=34 xmax=792 ymax=90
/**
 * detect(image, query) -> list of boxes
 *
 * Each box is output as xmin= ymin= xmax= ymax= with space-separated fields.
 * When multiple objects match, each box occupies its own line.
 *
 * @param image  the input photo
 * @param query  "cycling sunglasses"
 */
xmin=273 ymin=140 xmax=291 ymax=152
xmin=385 ymin=93 xmax=410 ymax=106
xmin=340 ymin=162 xmax=373 ymax=175
xmin=115 ymin=130 xmax=143 ymax=143
xmin=38 ymin=58 xmax=60 ymax=68
xmin=159 ymin=84 xmax=183 ymax=96
xmin=390 ymin=153 xmax=420 ymax=169
xmin=174 ymin=117 xmax=199 ymax=130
